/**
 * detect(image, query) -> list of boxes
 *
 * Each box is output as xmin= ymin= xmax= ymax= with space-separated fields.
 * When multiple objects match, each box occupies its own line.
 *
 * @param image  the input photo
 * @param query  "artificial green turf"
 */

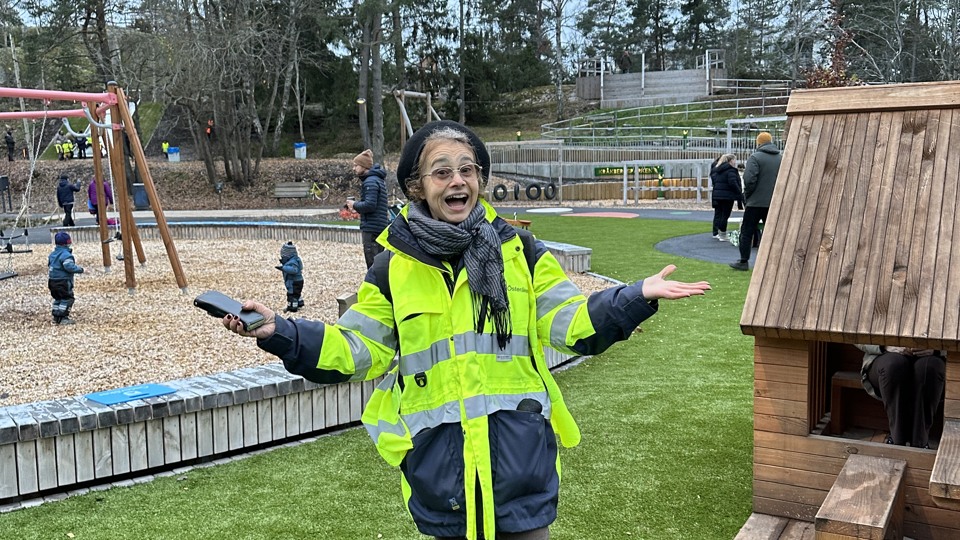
xmin=0 ymin=215 xmax=756 ymax=539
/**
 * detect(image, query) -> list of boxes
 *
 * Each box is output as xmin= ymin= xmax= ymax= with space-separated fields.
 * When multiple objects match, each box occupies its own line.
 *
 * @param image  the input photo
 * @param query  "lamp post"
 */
xmin=357 ymin=97 xmax=370 ymax=149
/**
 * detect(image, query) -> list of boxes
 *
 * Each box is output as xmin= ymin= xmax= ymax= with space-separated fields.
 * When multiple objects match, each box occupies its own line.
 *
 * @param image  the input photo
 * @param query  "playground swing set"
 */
xmin=0 ymin=82 xmax=187 ymax=293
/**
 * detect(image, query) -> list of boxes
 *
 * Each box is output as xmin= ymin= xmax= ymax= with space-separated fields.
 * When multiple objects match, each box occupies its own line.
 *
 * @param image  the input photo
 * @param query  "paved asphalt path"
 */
xmin=1 ymin=205 xmax=757 ymax=268
xmin=502 ymin=205 xmax=757 ymax=268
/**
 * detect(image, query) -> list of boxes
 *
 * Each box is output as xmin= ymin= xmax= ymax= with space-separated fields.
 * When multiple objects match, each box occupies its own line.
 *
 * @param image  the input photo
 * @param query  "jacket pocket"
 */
xmin=400 ymin=423 xmax=466 ymax=517
xmin=488 ymin=408 xmax=557 ymax=503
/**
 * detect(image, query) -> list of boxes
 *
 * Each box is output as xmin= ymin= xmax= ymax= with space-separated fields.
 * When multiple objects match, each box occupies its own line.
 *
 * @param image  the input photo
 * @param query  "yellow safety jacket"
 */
xmin=258 ymin=200 xmax=658 ymax=539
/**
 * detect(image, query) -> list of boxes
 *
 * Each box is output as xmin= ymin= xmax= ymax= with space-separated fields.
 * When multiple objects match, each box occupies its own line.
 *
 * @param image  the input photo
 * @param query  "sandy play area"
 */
xmin=0 ymin=236 xmax=609 ymax=407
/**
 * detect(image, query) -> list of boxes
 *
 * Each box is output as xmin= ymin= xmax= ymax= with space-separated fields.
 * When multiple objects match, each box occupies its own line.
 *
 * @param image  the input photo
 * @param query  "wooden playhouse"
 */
xmin=735 ymin=81 xmax=960 ymax=539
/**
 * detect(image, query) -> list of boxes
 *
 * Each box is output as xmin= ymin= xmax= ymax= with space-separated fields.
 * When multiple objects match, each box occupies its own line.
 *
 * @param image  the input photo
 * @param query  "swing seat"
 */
xmin=3 ymin=243 xmax=32 ymax=254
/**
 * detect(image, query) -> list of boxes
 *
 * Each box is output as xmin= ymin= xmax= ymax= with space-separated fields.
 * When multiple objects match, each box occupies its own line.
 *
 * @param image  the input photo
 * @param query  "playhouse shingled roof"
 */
xmin=740 ymin=81 xmax=960 ymax=350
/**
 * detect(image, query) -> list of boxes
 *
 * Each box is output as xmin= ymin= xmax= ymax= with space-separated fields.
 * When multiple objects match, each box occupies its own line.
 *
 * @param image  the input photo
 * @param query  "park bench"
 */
xmin=273 ymin=182 xmax=311 ymax=201
xmin=504 ymin=218 xmax=531 ymax=230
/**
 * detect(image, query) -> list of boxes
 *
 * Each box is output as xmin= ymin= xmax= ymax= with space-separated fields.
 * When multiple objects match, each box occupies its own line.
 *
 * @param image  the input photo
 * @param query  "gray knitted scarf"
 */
xmin=406 ymin=201 xmax=511 ymax=349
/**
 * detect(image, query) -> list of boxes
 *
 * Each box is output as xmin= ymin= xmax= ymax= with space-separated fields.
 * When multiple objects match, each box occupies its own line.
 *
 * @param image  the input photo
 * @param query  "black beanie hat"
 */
xmin=395 ymin=120 xmax=490 ymax=198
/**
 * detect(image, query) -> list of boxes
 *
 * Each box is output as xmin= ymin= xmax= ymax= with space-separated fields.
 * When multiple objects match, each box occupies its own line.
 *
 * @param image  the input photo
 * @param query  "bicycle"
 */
xmin=308 ymin=181 xmax=330 ymax=203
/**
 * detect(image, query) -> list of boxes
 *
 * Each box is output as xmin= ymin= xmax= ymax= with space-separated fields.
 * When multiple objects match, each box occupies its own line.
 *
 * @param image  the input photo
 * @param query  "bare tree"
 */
xmin=543 ymin=0 xmax=577 ymax=121
xmin=356 ymin=0 xmax=384 ymax=161
xmin=929 ymin=2 xmax=960 ymax=79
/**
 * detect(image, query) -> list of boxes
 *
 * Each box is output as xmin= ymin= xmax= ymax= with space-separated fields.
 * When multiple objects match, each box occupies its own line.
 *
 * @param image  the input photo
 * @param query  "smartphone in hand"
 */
xmin=194 ymin=290 xmax=266 ymax=331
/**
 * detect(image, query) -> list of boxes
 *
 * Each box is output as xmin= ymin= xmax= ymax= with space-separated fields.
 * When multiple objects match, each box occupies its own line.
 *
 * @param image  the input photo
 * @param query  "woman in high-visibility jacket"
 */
xmin=222 ymin=121 xmax=710 ymax=540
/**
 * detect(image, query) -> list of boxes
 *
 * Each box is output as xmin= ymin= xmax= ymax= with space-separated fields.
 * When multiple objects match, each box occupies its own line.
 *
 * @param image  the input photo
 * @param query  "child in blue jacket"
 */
xmin=48 ymin=232 xmax=84 ymax=325
xmin=276 ymin=241 xmax=304 ymax=313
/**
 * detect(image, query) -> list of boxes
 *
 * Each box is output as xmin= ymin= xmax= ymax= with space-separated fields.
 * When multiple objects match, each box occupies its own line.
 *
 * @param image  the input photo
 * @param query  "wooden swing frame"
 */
xmin=0 ymin=82 xmax=188 ymax=293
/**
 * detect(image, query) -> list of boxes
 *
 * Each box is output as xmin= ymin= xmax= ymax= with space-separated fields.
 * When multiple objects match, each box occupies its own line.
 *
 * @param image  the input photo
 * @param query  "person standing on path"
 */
xmin=709 ymin=153 xmax=743 ymax=242
xmin=730 ymin=131 xmax=781 ymax=271
xmin=4 ymin=127 xmax=14 ymax=161
xmin=346 ymin=149 xmax=389 ymax=269
xmin=56 ymin=174 xmax=82 ymax=227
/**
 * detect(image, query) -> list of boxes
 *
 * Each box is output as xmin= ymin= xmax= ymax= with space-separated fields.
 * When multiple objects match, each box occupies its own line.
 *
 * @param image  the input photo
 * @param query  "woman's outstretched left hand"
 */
xmin=641 ymin=265 xmax=711 ymax=300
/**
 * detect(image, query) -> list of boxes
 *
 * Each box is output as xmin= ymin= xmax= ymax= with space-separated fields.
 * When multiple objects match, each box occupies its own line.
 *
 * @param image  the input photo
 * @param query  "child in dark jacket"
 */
xmin=276 ymin=241 xmax=304 ymax=313
xmin=48 ymin=232 xmax=84 ymax=325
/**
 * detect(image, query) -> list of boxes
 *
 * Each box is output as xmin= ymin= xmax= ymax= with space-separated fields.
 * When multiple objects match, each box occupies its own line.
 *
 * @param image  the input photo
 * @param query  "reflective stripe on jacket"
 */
xmin=258 ymin=199 xmax=658 ymax=539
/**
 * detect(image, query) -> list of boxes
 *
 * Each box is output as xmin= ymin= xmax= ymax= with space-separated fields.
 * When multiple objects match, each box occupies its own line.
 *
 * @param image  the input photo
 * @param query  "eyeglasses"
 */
xmin=423 ymin=163 xmax=482 ymax=182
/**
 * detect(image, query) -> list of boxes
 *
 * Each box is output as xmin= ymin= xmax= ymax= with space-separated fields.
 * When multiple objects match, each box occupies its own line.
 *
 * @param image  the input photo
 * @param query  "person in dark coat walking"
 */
xmin=730 ymin=132 xmax=781 ymax=271
xmin=346 ymin=149 xmax=389 ymax=269
xmin=4 ymin=128 xmax=14 ymax=161
xmin=56 ymin=174 xmax=82 ymax=227
xmin=709 ymin=154 xmax=743 ymax=241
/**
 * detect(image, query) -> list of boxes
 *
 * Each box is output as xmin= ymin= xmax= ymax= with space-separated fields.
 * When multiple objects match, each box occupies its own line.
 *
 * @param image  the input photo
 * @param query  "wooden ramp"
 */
xmin=815 ymin=454 xmax=905 ymax=539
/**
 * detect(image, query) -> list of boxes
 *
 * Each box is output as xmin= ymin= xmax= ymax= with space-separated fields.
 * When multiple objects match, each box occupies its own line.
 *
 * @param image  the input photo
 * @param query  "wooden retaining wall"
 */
xmin=0 ymin=349 xmax=578 ymax=508
xmin=56 ymin=222 xmax=592 ymax=273
xmin=3 ymin=222 xmax=592 ymax=508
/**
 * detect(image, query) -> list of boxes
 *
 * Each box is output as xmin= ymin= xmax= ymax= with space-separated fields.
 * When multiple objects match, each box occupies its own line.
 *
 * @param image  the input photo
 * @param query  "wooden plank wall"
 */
xmin=57 ymin=226 xmax=593 ymax=275
xmin=0 ymin=346 xmax=577 ymax=504
xmin=754 ymin=338 xmax=810 ymax=437
xmin=752 ymin=336 xmax=960 ymax=539
xmin=0 ymin=375 xmax=373 ymax=504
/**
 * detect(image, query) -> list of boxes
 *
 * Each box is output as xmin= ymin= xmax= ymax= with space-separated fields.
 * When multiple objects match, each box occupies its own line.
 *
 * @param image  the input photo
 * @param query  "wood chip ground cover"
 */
xmin=0 ymin=238 xmax=609 ymax=407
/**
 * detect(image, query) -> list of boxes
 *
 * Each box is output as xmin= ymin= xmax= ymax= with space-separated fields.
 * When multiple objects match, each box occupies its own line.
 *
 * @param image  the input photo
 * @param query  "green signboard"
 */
xmin=594 ymin=165 xmax=663 ymax=177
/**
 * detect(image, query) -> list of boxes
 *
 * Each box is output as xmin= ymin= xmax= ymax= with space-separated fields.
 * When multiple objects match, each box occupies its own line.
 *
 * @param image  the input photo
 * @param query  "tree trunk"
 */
xmin=393 ymin=0 xmax=406 ymax=90
xmin=459 ymin=0 xmax=466 ymax=124
xmin=372 ymin=10 xmax=385 ymax=162
xmin=81 ymin=0 xmax=115 ymax=85
xmin=553 ymin=0 xmax=565 ymax=121
xmin=358 ymin=2 xmax=372 ymax=150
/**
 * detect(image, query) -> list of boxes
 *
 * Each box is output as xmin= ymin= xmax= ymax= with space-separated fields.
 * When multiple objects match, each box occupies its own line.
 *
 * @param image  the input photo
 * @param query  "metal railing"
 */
xmin=711 ymin=78 xmax=794 ymax=95
xmin=529 ymin=124 xmax=785 ymax=155
xmin=542 ymin=94 xmax=789 ymax=143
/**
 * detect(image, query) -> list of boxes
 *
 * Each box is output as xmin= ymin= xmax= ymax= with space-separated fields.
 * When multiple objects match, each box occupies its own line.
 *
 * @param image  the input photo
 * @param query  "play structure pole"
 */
xmin=89 ymin=118 xmax=113 ymax=270
xmin=114 ymin=86 xmax=188 ymax=293
xmin=107 ymin=87 xmax=138 ymax=292
xmin=106 ymin=89 xmax=147 ymax=270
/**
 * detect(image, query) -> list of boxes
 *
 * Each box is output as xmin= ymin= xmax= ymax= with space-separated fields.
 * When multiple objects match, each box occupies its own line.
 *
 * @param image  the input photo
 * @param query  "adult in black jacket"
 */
xmin=709 ymin=154 xmax=743 ymax=241
xmin=346 ymin=149 xmax=389 ymax=269
xmin=56 ymin=174 xmax=82 ymax=227
xmin=731 ymin=132 xmax=782 ymax=271
xmin=4 ymin=128 xmax=14 ymax=161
